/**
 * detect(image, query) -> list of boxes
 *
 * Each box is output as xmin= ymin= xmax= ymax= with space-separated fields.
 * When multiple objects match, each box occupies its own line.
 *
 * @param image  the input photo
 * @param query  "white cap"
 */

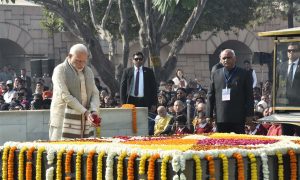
xmin=256 ymin=101 xmax=268 ymax=113
xmin=6 ymin=80 xmax=13 ymax=85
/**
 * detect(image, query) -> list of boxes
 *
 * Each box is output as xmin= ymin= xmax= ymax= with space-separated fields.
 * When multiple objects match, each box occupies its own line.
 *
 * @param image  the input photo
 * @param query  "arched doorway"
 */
xmin=0 ymin=38 xmax=26 ymax=76
xmin=209 ymin=40 xmax=253 ymax=70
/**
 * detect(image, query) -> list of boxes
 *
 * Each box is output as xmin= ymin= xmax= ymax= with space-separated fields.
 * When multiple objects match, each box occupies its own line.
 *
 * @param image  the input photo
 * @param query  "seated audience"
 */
xmin=154 ymin=106 xmax=173 ymax=136
xmin=161 ymin=100 xmax=191 ymax=135
xmin=245 ymin=112 xmax=267 ymax=135
xmin=193 ymin=103 xmax=213 ymax=134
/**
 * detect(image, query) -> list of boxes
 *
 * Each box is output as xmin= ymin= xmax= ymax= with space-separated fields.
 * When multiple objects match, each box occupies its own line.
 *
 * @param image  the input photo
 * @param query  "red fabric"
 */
xmin=42 ymin=90 xmax=53 ymax=99
xmin=267 ymin=124 xmax=282 ymax=136
xmin=195 ymin=123 xmax=213 ymax=134
xmin=174 ymin=127 xmax=190 ymax=135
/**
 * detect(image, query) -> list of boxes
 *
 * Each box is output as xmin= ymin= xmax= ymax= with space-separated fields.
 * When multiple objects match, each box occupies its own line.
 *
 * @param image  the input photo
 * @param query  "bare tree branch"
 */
xmin=101 ymin=0 xmax=113 ymax=29
xmin=118 ymin=0 xmax=130 ymax=67
xmin=168 ymin=0 xmax=207 ymax=57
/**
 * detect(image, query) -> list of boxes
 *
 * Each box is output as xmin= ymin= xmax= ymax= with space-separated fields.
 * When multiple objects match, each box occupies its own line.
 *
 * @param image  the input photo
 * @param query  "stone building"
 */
xmin=0 ymin=1 xmax=298 ymax=89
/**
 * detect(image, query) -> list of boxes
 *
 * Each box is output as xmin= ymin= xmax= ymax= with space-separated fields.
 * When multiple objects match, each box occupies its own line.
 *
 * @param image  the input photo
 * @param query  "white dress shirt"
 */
xmin=130 ymin=66 xmax=144 ymax=97
xmin=288 ymin=59 xmax=299 ymax=81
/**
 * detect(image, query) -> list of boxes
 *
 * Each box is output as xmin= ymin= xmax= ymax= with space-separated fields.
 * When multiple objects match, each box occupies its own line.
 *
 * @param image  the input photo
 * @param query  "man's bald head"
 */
xmin=157 ymin=106 xmax=167 ymax=117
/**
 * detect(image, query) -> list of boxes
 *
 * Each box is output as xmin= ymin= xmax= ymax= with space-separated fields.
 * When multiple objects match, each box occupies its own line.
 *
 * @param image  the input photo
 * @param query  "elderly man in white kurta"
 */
xmin=49 ymin=44 xmax=100 ymax=140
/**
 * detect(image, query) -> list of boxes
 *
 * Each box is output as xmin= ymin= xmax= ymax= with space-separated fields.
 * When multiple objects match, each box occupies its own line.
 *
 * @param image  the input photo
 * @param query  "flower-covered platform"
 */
xmin=1 ymin=133 xmax=300 ymax=180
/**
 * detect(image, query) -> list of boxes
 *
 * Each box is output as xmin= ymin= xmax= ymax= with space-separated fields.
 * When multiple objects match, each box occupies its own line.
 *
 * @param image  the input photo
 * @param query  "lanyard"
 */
xmin=223 ymin=67 xmax=237 ymax=88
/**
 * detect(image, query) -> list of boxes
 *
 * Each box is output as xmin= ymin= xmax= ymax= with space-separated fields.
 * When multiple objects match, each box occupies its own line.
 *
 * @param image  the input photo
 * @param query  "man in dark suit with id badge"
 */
xmin=206 ymin=49 xmax=254 ymax=134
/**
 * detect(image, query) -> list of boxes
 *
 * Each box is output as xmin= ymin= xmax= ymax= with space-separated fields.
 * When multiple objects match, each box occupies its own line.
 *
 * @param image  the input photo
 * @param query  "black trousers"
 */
xmin=216 ymin=122 xmax=245 ymax=134
xmin=128 ymin=96 xmax=146 ymax=107
xmin=282 ymin=124 xmax=300 ymax=136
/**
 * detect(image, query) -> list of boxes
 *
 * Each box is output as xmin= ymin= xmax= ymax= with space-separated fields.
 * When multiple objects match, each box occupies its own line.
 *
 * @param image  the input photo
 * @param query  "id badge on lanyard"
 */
xmin=222 ymin=67 xmax=236 ymax=101
xmin=222 ymin=86 xmax=231 ymax=101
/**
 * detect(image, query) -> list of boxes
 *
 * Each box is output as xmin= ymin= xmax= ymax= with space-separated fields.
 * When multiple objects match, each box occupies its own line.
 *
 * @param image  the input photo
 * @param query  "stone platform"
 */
xmin=0 ymin=108 xmax=148 ymax=145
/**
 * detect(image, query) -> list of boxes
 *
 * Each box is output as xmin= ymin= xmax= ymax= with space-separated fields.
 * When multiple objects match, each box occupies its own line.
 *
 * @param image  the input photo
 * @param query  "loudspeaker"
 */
xmin=252 ymin=52 xmax=273 ymax=65
xmin=30 ymin=59 xmax=42 ymax=77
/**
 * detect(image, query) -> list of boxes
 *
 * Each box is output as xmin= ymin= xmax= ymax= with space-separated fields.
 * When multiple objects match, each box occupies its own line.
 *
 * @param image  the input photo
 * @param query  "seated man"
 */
xmin=154 ymin=106 xmax=173 ymax=135
xmin=193 ymin=103 xmax=213 ymax=134
xmin=161 ymin=100 xmax=192 ymax=135
xmin=245 ymin=112 xmax=267 ymax=135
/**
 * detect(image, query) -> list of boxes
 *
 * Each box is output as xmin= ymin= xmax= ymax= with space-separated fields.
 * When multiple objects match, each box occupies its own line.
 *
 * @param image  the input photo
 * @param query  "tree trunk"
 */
xmin=87 ymin=38 xmax=119 ymax=95
xmin=35 ymin=0 xmax=119 ymax=94
xmin=161 ymin=0 xmax=207 ymax=81
xmin=131 ymin=0 xmax=150 ymax=61
xmin=287 ymin=0 xmax=294 ymax=28
xmin=118 ymin=0 xmax=130 ymax=68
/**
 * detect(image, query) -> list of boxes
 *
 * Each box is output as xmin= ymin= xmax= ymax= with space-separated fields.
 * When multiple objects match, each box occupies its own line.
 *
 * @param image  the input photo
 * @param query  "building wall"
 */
xmin=0 ymin=2 xmax=299 ymax=89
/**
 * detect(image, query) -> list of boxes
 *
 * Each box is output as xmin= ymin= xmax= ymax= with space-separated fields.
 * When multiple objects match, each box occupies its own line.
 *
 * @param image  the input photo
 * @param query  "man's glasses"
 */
xmin=287 ymin=49 xmax=299 ymax=53
xmin=134 ymin=58 xmax=143 ymax=61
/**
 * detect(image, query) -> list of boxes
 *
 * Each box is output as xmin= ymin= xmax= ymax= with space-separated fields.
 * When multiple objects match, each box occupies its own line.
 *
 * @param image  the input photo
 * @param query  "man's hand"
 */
xmin=85 ymin=111 xmax=100 ymax=127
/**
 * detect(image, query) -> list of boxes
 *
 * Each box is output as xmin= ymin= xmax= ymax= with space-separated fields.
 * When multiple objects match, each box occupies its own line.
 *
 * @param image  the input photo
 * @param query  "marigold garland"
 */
xmin=147 ymin=153 xmax=160 ymax=180
xmin=121 ymin=104 xmax=137 ymax=133
xmin=7 ymin=146 xmax=17 ymax=180
xmin=2 ymin=146 xmax=10 ymax=180
xmin=76 ymin=150 xmax=84 ymax=180
xmin=18 ymin=146 xmax=28 ymax=180
xmin=276 ymin=151 xmax=284 ymax=180
xmin=65 ymin=149 xmax=74 ymax=180
xmin=161 ymin=156 xmax=171 ymax=180
xmin=138 ymin=154 xmax=150 ymax=175
xmin=96 ymin=151 xmax=106 ymax=180
xmin=56 ymin=148 xmax=65 ymax=180
xmin=86 ymin=150 xmax=96 ymax=180
xmin=232 ymin=153 xmax=245 ymax=180
xmin=127 ymin=153 xmax=138 ymax=180
xmin=218 ymin=153 xmax=229 ymax=180
xmin=288 ymin=149 xmax=297 ymax=180
xmin=36 ymin=147 xmax=45 ymax=180
xmin=192 ymin=154 xmax=202 ymax=180
xmin=247 ymin=153 xmax=257 ymax=180
xmin=117 ymin=152 xmax=128 ymax=180
xmin=205 ymin=155 xmax=216 ymax=180
xmin=26 ymin=147 xmax=35 ymax=180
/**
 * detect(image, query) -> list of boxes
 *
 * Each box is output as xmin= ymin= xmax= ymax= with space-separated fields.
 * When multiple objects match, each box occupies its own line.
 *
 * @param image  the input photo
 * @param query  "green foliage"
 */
xmin=40 ymin=10 xmax=65 ymax=35
xmin=251 ymin=0 xmax=300 ymax=25
xmin=160 ymin=0 xmax=260 ymax=41
xmin=40 ymin=0 xmax=139 ymax=41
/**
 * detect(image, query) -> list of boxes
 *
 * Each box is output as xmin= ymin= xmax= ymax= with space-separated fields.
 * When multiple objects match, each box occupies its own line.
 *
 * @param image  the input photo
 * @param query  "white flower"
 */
xmin=179 ymin=173 xmax=186 ymax=180
xmin=173 ymin=174 xmax=179 ymax=180
xmin=46 ymin=149 xmax=55 ymax=165
xmin=172 ymin=155 xmax=181 ymax=172
xmin=105 ymin=152 xmax=117 ymax=180
xmin=260 ymin=152 xmax=269 ymax=180
xmin=179 ymin=155 xmax=185 ymax=171
xmin=46 ymin=167 xmax=54 ymax=180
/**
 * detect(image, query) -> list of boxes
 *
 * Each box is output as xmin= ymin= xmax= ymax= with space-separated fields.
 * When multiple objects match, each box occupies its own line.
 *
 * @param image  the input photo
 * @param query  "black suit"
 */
xmin=21 ymin=75 xmax=31 ymax=89
xmin=276 ymin=60 xmax=300 ymax=106
xmin=206 ymin=66 xmax=253 ymax=133
xmin=276 ymin=60 xmax=300 ymax=135
xmin=120 ymin=66 xmax=157 ymax=108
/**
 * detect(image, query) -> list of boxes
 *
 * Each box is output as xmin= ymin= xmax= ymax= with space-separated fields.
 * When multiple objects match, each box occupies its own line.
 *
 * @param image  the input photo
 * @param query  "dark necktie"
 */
xmin=287 ymin=63 xmax=294 ymax=87
xmin=134 ymin=68 xmax=139 ymax=96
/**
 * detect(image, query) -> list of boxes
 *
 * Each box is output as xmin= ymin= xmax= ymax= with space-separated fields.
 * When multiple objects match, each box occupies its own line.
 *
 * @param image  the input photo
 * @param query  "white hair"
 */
xmin=220 ymin=49 xmax=236 ymax=57
xmin=69 ymin=43 xmax=88 ymax=55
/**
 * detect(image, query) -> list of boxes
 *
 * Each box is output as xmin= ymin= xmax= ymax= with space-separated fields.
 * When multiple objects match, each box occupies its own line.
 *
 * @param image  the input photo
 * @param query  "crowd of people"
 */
xmin=0 ymin=67 xmax=53 ymax=110
xmin=0 ymin=48 xmax=283 ymax=138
